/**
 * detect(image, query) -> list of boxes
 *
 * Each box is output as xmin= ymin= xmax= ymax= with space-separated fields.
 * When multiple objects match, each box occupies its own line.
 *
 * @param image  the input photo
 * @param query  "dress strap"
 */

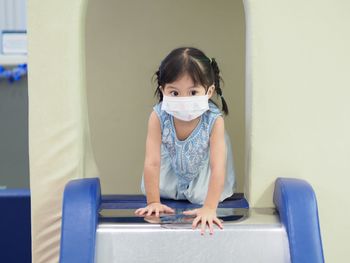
xmin=208 ymin=101 xmax=223 ymax=134
xmin=153 ymin=102 xmax=167 ymax=131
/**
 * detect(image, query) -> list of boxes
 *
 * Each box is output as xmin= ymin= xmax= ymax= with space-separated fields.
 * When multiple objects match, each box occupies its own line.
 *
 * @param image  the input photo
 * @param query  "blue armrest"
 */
xmin=59 ymin=177 xmax=101 ymax=263
xmin=273 ymin=177 xmax=325 ymax=263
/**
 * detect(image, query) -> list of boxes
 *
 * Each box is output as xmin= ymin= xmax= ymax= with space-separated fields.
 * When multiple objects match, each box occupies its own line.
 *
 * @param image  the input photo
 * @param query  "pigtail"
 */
xmin=152 ymin=69 xmax=163 ymax=102
xmin=210 ymin=58 xmax=229 ymax=115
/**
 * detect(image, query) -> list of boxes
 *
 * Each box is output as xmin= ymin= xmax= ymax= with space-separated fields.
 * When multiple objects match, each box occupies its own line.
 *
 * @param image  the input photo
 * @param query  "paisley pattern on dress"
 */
xmin=153 ymin=100 xmax=222 ymax=193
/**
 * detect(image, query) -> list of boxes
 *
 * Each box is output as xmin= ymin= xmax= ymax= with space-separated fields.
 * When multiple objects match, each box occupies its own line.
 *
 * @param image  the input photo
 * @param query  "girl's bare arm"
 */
xmin=204 ymin=116 xmax=226 ymax=209
xmin=143 ymin=110 xmax=162 ymax=205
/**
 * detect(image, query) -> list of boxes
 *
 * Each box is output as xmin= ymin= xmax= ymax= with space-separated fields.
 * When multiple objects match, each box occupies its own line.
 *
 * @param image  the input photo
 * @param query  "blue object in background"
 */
xmin=0 ymin=189 xmax=31 ymax=263
xmin=0 ymin=64 xmax=27 ymax=83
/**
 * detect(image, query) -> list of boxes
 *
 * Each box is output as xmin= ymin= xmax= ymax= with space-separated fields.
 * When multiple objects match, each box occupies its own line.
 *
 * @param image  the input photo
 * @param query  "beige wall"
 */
xmin=28 ymin=1 xmax=99 ymax=262
xmin=85 ymin=0 xmax=246 ymax=194
xmin=244 ymin=0 xmax=350 ymax=261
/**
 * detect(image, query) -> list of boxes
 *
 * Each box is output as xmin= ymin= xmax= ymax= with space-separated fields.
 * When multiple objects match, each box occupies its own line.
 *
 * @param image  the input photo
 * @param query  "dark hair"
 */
xmin=152 ymin=47 xmax=229 ymax=115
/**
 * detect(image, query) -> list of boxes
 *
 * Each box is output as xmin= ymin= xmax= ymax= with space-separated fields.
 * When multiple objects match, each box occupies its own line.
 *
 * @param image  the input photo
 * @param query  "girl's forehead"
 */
xmin=164 ymin=74 xmax=204 ymax=89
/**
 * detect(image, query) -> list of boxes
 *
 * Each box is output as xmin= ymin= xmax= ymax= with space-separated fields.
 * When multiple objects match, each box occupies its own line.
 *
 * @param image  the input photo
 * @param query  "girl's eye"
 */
xmin=170 ymin=91 xmax=178 ymax=96
xmin=190 ymin=90 xmax=197 ymax=96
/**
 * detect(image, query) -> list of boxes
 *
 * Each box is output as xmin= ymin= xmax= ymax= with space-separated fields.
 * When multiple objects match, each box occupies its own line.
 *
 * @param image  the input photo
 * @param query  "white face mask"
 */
xmin=161 ymin=95 xmax=209 ymax=121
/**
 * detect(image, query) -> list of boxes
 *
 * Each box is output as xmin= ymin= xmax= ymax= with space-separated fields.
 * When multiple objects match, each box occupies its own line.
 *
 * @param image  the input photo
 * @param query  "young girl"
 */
xmin=135 ymin=47 xmax=236 ymax=235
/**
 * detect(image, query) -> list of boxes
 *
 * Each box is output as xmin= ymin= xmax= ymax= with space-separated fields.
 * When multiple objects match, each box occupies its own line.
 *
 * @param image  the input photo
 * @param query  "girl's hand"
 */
xmin=143 ymin=214 xmax=162 ymax=224
xmin=183 ymin=206 xmax=224 ymax=235
xmin=134 ymin=202 xmax=175 ymax=217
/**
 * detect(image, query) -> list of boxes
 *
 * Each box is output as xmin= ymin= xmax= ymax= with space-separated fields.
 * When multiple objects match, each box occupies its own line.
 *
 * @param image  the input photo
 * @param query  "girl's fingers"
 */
xmin=136 ymin=205 xmax=176 ymax=217
xmin=208 ymin=220 xmax=214 ymax=235
xmin=135 ymin=208 xmax=144 ymax=214
xmin=213 ymin=217 xmax=224 ymax=229
xmin=147 ymin=208 xmax=153 ymax=216
xmin=200 ymin=218 xmax=208 ymax=235
xmin=136 ymin=208 xmax=145 ymax=215
xmin=142 ymin=209 xmax=148 ymax=215
xmin=192 ymin=216 xmax=200 ymax=229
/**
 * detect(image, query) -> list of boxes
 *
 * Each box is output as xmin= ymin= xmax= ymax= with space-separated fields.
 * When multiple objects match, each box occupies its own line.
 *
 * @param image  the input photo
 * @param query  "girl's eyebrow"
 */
xmin=166 ymin=85 xmax=198 ymax=89
xmin=166 ymin=85 xmax=179 ymax=90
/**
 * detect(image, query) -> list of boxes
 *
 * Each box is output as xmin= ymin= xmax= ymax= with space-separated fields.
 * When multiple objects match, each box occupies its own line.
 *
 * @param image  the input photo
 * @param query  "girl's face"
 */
xmin=161 ymin=74 xmax=214 ymax=98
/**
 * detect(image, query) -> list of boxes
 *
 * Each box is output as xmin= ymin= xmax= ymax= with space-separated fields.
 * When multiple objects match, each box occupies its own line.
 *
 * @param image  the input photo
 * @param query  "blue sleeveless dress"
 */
xmin=140 ymin=100 xmax=236 ymax=205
